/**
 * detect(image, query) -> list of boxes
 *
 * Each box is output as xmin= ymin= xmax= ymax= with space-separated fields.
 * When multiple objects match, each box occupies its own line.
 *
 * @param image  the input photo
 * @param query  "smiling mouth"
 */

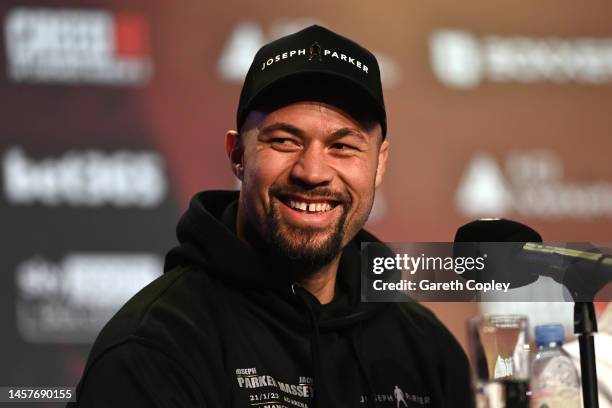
xmin=277 ymin=195 xmax=341 ymax=213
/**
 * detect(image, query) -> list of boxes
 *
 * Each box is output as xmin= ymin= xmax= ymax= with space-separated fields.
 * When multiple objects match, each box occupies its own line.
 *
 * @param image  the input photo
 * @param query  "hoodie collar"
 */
xmin=165 ymin=190 xmax=282 ymax=287
xmin=164 ymin=190 xmax=386 ymax=325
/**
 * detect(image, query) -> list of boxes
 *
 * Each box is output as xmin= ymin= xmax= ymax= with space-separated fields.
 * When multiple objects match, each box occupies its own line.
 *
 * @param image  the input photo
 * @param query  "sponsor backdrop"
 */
xmin=1 ymin=0 xmax=612 ymax=393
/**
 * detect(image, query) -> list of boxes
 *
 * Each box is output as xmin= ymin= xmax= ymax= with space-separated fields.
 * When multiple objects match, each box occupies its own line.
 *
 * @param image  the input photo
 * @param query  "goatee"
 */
xmin=264 ymin=186 xmax=350 ymax=277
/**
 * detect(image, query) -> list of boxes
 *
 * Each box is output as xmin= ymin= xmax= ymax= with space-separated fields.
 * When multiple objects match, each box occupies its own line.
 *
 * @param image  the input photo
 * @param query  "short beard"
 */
xmin=264 ymin=195 xmax=348 ymax=279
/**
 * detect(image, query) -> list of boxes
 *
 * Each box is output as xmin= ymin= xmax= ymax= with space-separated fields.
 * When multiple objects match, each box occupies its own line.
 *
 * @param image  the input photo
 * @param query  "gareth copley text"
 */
xmin=373 ymin=279 xmax=511 ymax=293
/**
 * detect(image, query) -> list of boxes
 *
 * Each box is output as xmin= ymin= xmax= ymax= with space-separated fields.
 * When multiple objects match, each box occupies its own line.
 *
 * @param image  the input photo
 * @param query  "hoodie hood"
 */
xmin=164 ymin=190 xmax=386 ymax=328
xmin=74 ymin=190 xmax=475 ymax=408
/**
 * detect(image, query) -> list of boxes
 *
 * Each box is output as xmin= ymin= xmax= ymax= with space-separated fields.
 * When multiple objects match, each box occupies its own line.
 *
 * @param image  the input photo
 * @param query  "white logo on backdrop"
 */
xmin=455 ymin=150 xmax=612 ymax=219
xmin=4 ymin=7 xmax=153 ymax=85
xmin=2 ymin=147 xmax=167 ymax=208
xmin=217 ymin=19 xmax=402 ymax=88
xmin=456 ymin=154 xmax=514 ymax=216
xmin=430 ymin=30 xmax=483 ymax=89
xmin=15 ymin=253 xmax=162 ymax=342
xmin=430 ymin=29 xmax=612 ymax=88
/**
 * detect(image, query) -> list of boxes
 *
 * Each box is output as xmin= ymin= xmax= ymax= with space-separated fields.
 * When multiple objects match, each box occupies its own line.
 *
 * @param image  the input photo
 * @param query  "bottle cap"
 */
xmin=535 ymin=323 xmax=565 ymax=347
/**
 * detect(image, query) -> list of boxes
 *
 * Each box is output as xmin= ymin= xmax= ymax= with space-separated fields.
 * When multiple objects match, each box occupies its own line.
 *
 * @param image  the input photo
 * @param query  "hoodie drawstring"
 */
xmin=350 ymin=322 xmax=378 ymax=408
xmin=292 ymin=284 xmax=324 ymax=408
xmin=292 ymin=284 xmax=379 ymax=408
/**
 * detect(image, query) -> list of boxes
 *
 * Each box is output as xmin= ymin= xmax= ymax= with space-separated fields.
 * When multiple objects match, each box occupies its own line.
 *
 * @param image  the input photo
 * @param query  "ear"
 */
xmin=225 ymin=130 xmax=244 ymax=181
xmin=374 ymin=139 xmax=390 ymax=189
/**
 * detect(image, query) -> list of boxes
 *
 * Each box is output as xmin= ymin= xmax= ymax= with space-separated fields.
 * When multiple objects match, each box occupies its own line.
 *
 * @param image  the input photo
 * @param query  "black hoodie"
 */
xmin=70 ymin=190 xmax=474 ymax=408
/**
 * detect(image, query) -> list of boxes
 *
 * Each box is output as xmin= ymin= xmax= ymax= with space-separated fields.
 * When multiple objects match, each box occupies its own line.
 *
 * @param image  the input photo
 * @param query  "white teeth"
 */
xmin=288 ymin=200 xmax=333 ymax=213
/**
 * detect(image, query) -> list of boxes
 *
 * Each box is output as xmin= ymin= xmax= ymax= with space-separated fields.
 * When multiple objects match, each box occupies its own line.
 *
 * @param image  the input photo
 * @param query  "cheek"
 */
xmin=243 ymin=166 xmax=269 ymax=213
xmin=335 ymin=158 xmax=378 ymax=226
xmin=244 ymin=151 xmax=292 ymax=205
xmin=338 ymin=158 xmax=377 ymax=199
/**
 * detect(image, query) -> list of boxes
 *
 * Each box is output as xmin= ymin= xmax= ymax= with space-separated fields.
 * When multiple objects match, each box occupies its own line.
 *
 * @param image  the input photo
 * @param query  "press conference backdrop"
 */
xmin=1 ymin=0 xmax=612 ymax=390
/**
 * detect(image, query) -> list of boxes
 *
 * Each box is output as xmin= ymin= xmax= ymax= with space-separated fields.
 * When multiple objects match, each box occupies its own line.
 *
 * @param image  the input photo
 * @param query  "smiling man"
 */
xmin=70 ymin=25 xmax=474 ymax=408
xmin=232 ymin=94 xmax=387 ymax=303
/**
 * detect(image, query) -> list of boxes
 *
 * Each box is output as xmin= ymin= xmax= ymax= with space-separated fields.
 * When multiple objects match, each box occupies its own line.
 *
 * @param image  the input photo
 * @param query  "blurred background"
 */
xmin=1 ymin=0 xmax=612 ymax=393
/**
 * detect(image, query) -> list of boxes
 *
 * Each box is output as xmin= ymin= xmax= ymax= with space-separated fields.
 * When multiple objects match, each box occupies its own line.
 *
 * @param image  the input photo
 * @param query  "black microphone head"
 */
xmin=454 ymin=219 xmax=542 ymax=289
xmin=454 ymin=218 xmax=542 ymax=243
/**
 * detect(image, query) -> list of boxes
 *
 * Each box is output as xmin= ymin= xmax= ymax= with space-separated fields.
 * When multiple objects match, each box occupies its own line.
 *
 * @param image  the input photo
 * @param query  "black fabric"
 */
xmin=69 ymin=190 xmax=474 ymax=408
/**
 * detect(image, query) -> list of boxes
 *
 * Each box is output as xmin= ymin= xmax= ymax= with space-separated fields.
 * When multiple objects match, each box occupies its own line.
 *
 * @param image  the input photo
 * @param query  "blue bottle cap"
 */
xmin=535 ymin=324 xmax=565 ymax=347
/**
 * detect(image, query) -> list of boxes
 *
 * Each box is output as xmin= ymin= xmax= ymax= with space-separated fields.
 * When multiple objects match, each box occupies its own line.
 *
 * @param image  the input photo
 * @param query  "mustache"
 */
xmin=268 ymin=184 xmax=351 ymax=206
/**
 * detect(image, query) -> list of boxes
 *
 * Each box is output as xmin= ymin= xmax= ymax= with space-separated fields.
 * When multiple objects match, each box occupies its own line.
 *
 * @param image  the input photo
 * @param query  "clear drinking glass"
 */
xmin=467 ymin=315 xmax=530 ymax=408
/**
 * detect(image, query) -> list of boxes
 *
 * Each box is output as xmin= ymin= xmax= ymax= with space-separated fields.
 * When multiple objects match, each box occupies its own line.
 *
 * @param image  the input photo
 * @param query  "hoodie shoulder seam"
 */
xmin=133 ymin=264 xmax=190 ymax=332
xmin=84 ymin=265 xmax=190 ymax=371
xmin=76 ymin=266 xmax=199 ymax=400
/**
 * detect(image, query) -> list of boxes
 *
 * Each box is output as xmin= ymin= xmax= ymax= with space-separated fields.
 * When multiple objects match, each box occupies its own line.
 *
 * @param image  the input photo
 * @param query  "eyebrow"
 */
xmin=330 ymin=127 xmax=370 ymax=144
xmin=258 ymin=122 xmax=305 ymax=138
xmin=259 ymin=122 xmax=371 ymax=143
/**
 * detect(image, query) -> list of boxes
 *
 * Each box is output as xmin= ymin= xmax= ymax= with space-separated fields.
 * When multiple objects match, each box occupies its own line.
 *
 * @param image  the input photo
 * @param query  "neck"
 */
xmin=236 ymin=206 xmax=341 ymax=304
xmin=300 ymin=256 xmax=340 ymax=304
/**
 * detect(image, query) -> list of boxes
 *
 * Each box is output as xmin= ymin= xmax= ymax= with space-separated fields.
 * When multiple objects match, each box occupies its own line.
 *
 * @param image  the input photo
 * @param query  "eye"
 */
xmin=269 ymin=137 xmax=300 ymax=151
xmin=330 ymin=143 xmax=357 ymax=151
xmin=271 ymin=138 xmax=292 ymax=144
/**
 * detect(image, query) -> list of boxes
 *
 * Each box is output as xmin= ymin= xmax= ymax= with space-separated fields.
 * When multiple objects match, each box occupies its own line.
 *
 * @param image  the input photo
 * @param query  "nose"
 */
xmin=289 ymin=143 xmax=334 ymax=187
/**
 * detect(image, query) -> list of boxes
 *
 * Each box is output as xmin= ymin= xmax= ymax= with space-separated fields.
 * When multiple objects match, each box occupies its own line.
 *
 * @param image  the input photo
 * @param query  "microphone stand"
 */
xmin=574 ymin=302 xmax=599 ymax=408
xmin=564 ymin=254 xmax=606 ymax=408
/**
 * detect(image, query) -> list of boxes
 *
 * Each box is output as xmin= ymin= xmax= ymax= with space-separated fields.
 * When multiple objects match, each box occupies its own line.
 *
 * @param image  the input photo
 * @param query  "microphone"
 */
xmin=454 ymin=218 xmax=612 ymax=300
xmin=453 ymin=218 xmax=542 ymax=290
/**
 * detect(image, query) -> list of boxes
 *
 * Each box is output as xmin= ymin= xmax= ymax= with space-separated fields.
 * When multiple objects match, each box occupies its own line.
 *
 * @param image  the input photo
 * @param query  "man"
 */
xmin=70 ymin=25 xmax=474 ymax=407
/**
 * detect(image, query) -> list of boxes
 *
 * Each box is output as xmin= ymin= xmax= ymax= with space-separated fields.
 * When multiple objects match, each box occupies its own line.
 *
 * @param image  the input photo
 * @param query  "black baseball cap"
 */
xmin=236 ymin=25 xmax=387 ymax=137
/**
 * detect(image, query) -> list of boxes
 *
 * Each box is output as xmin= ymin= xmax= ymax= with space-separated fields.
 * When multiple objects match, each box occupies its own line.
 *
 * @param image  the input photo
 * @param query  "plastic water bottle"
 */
xmin=530 ymin=324 xmax=581 ymax=408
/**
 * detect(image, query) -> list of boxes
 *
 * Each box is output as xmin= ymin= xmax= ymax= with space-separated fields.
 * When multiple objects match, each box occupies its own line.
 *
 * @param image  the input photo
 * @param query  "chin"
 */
xmin=268 ymin=226 xmax=343 ymax=269
xmin=279 ymin=226 xmax=336 ymax=251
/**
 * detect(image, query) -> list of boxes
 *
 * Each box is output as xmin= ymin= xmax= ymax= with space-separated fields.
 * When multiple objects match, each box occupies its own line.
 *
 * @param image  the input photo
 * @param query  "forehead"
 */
xmin=243 ymin=101 xmax=382 ymax=138
xmin=260 ymin=102 xmax=360 ymax=127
